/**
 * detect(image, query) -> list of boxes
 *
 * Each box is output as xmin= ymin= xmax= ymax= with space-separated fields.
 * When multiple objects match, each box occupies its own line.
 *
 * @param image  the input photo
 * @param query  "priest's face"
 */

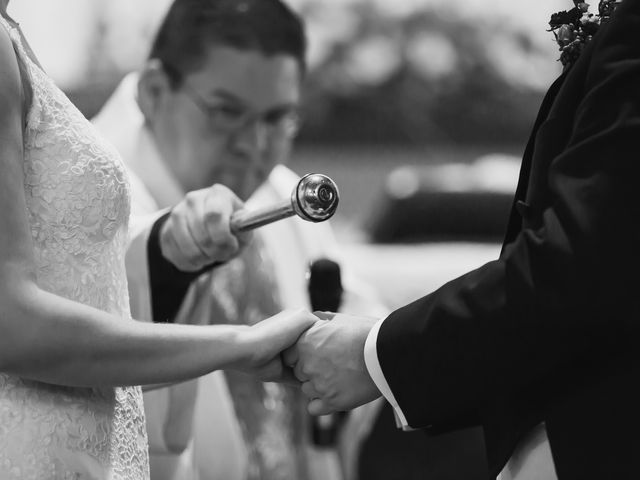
xmin=149 ymin=45 xmax=301 ymax=200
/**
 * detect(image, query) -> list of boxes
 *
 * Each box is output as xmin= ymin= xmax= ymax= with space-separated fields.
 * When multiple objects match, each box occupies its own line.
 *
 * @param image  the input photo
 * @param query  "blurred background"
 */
xmin=10 ymin=0 xmax=567 ymax=308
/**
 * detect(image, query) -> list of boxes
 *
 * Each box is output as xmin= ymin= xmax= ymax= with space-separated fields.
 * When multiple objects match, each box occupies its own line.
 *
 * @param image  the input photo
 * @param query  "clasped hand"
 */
xmin=283 ymin=312 xmax=382 ymax=415
xmin=239 ymin=311 xmax=381 ymax=413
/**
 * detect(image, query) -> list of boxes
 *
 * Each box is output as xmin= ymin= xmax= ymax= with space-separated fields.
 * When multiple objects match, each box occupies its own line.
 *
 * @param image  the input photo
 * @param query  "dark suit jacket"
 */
xmin=376 ymin=2 xmax=640 ymax=478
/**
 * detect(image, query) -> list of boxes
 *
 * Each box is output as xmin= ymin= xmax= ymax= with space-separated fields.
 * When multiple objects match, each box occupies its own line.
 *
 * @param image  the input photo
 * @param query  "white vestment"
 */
xmin=93 ymin=73 xmax=386 ymax=480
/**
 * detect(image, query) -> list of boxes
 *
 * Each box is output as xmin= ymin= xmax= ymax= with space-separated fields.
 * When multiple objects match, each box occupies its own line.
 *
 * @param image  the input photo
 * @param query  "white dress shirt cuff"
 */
xmin=364 ymin=317 xmax=412 ymax=430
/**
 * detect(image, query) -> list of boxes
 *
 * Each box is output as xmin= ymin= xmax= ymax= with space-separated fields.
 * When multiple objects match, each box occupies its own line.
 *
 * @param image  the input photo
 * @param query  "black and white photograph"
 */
xmin=0 ymin=0 xmax=637 ymax=479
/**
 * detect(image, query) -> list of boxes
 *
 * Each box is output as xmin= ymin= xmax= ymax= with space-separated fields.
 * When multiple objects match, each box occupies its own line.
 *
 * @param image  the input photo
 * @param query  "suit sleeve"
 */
xmin=375 ymin=2 xmax=640 ymax=430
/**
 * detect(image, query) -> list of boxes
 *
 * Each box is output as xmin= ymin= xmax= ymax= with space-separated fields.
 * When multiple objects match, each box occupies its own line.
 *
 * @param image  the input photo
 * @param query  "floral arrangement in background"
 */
xmin=548 ymin=0 xmax=620 ymax=69
xmin=290 ymin=1 xmax=564 ymax=145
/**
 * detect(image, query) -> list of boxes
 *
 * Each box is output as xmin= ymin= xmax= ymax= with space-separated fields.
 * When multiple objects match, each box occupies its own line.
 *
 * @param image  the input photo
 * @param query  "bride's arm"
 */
xmin=0 ymin=27 xmax=313 ymax=388
xmin=1 ymin=282 xmax=311 ymax=387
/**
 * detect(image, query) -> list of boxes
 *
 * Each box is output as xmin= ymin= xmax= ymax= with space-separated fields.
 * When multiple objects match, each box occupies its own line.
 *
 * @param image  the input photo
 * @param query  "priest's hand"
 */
xmin=160 ymin=184 xmax=252 ymax=271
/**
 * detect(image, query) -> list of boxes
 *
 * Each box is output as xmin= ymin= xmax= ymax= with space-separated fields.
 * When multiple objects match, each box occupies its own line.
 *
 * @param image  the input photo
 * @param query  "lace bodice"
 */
xmin=0 ymin=17 xmax=149 ymax=479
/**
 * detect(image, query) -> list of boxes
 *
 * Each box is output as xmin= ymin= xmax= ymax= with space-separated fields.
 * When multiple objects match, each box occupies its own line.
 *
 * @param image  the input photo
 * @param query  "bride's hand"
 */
xmin=236 ymin=309 xmax=317 ymax=382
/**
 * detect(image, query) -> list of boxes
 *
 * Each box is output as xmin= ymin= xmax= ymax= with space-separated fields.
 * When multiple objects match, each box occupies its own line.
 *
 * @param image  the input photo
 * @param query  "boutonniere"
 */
xmin=548 ymin=0 xmax=621 ymax=69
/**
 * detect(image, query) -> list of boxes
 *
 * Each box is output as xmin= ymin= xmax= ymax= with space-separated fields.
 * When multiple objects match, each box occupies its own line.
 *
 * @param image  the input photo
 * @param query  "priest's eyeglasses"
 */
xmin=178 ymin=80 xmax=301 ymax=140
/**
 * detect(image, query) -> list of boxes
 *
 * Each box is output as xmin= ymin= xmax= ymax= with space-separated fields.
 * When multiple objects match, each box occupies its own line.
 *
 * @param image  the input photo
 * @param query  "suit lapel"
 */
xmin=501 ymin=70 xmax=569 ymax=251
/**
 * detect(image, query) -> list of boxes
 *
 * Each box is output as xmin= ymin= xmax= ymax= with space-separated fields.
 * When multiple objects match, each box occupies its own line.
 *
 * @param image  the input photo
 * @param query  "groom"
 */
xmin=287 ymin=0 xmax=640 ymax=478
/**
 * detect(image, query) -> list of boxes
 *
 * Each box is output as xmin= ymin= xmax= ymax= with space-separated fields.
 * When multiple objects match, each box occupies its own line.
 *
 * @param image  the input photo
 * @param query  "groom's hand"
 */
xmin=160 ymin=184 xmax=252 ymax=271
xmin=284 ymin=313 xmax=382 ymax=415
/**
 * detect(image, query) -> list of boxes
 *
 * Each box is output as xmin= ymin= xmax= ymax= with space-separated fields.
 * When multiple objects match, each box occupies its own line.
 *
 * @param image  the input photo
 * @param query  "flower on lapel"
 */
xmin=548 ymin=0 xmax=621 ymax=69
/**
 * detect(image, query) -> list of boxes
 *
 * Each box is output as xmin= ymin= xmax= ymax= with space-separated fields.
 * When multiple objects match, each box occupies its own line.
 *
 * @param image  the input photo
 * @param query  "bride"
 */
xmin=0 ymin=3 xmax=314 ymax=479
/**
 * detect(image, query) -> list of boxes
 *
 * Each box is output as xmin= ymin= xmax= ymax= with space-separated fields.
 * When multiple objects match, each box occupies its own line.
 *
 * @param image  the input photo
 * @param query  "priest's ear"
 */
xmin=137 ymin=59 xmax=172 ymax=123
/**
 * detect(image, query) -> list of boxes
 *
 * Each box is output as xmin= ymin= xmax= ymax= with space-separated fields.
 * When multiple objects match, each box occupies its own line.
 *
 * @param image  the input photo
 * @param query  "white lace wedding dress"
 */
xmin=0 ymin=17 xmax=149 ymax=479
